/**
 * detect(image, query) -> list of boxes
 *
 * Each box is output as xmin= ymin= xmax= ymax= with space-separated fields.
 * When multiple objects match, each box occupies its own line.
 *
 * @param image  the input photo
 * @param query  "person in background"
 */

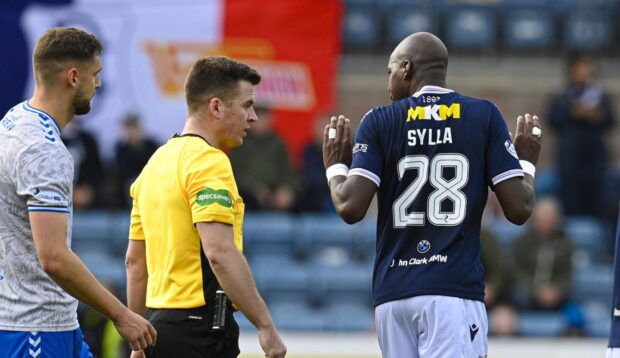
xmin=62 ymin=117 xmax=105 ymax=209
xmin=512 ymin=197 xmax=584 ymax=336
xmin=298 ymin=116 xmax=332 ymax=212
xmin=114 ymin=114 xmax=159 ymax=208
xmin=548 ymin=52 xmax=615 ymax=220
xmin=229 ymin=106 xmax=297 ymax=212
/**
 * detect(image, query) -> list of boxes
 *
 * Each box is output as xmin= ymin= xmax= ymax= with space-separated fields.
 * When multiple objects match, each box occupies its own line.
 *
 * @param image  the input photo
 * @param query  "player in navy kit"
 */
xmin=323 ymin=33 xmax=542 ymax=357
xmin=608 ymin=210 xmax=620 ymax=358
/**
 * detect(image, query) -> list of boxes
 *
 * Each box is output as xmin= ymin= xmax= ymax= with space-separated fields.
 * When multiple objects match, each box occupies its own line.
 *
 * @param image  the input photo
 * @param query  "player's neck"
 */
xmin=29 ymin=87 xmax=74 ymax=129
xmin=182 ymin=115 xmax=220 ymax=149
xmin=412 ymin=79 xmax=447 ymax=94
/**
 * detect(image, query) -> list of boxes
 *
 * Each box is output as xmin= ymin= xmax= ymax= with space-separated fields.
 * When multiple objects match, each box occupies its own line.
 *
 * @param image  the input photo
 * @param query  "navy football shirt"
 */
xmin=609 ymin=208 xmax=620 ymax=348
xmin=350 ymin=86 xmax=524 ymax=306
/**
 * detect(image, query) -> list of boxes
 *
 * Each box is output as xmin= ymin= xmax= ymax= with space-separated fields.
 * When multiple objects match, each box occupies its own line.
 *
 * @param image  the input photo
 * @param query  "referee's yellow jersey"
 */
xmin=129 ymin=134 xmax=244 ymax=309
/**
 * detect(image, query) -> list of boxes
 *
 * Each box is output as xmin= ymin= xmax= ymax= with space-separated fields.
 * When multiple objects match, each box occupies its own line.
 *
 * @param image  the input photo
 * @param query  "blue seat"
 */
xmin=583 ymin=301 xmax=612 ymax=337
xmin=80 ymin=252 xmax=126 ymax=287
xmin=388 ymin=5 xmax=437 ymax=45
xmin=352 ymin=218 xmax=376 ymax=262
xmin=518 ymin=311 xmax=566 ymax=336
xmin=234 ymin=311 xmax=254 ymax=331
xmin=489 ymin=219 xmax=526 ymax=247
xmin=572 ymin=263 xmax=613 ymax=305
xmin=72 ymin=211 xmax=112 ymax=254
xmin=243 ymin=214 xmax=298 ymax=258
xmin=108 ymin=211 xmax=131 ymax=254
xmin=564 ymin=11 xmax=613 ymax=50
xmin=270 ymin=301 xmax=326 ymax=330
xmin=314 ymin=261 xmax=373 ymax=305
xmin=564 ymin=216 xmax=607 ymax=259
xmin=502 ymin=0 xmax=551 ymax=6
xmin=343 ymin=1 xmax=381 ymax=48
xmin=301 ymin=214 xmax=356 ymax=262
xmin=504 ymin=10 xmax=554 ymax=49
xmin=250 ymin=255 xmax=312 ymax=302
xmin=444 ymin=6 xmax=497 ymax=49
xmin=326 ymin=301 xmax=374 ymax=331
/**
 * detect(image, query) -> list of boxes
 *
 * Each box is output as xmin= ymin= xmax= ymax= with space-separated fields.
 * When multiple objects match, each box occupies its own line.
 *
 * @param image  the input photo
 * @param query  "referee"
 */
xmin=125 ymin=57 xmax=287 ymax=358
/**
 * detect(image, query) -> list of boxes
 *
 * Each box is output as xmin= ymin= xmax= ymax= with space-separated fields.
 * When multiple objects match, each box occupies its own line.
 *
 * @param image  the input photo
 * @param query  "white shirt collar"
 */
xmin=412 ymin=85 xmax=455 ymax=98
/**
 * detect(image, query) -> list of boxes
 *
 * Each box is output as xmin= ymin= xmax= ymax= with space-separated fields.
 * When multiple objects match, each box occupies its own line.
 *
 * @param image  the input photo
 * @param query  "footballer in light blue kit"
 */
xmin=323 ymin=32 xmax=542 ymax=358
xmin=0 ymin=27 xmax=156 ymax=357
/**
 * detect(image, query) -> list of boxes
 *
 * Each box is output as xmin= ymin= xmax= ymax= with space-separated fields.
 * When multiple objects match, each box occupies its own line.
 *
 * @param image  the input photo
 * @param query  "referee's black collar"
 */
xmin=172 ymin=133 xmax=212 ymax=146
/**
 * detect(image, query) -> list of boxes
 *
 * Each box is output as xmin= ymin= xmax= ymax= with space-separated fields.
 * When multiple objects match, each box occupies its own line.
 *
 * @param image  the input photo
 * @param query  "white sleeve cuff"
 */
xmin=491 ymin=169 xmax=524 ymax=186
xmin=348 ymin=168 xmax=380 ymax=187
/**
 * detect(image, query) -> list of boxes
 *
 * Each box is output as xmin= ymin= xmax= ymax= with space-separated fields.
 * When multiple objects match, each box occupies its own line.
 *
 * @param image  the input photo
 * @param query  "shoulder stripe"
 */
xmin=23 ymin=102 xmax=61 ymax=136
xmin=349 ymin=168 xmax=380 ymax=187
xmin=492 ymin=169 xmax=524 ymax=186
xmin=28 ymin=207 xmax=70 ymax=213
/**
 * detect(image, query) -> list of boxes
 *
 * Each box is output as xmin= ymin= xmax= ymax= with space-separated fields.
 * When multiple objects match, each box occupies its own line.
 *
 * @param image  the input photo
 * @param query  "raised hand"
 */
xmin=513 ymin=113 xmax=542 ymax=165
xmin=323 ymin=115 xmax=353 ymax=169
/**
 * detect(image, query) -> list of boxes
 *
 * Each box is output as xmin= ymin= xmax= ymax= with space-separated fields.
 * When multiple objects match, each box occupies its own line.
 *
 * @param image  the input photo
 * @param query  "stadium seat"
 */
xmin=243 ymin=213 xmax=299 ymax=258
xmin=325 ymin=300 xmax=374 ymax=331
xmin=250 ymin=255 xmax=313 ymax=303
xmin=572 ymin=263 xmax=613 ymax=305
xmin=504 ymin=9 xmax=553 ymax=50
xmin=583 ymin=301 xmax=612 ymax=337
xmin=387 ymin=4 xmax=437 ymax=45
xmin=234 ymin=311 xmax=254 ymax=331
xmin=107 ymin=211 xmax=131 ymax=254
xmin=270 ymin=301 xmax=326 ymax=331
xmin=534 ymin=167 xmax=559 ymax=197
xmin=488 ymin=219 xmax=526 ymax=247
xmin=505 ymin=0 xmax=551 ymax=5
xmin=314 ymin=261 xmax=373 ymax=306
xmin=343 ymin=0 xmax=381 ymax=49
xmin=518 ymin=311 xmax=566 ymax=337
xmin=564 ymin=10 xmax=614 ymax=51
xmin=80 ymin=252 xmax=126 ymax=287
xmin=301 ymin=214 xmax=356 ymax=263
xmin=352 ymin=218 xmax=376 ymax=262
xmin=444 ymin=6 xmax=497 ymax=50
xmin=72 ymin=211 xmax=112 ymax=254
xmin=564 ymin=216 xmax=608 ymax=259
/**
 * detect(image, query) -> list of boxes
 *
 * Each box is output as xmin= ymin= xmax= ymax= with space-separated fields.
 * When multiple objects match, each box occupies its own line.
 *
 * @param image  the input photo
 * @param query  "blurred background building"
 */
xmin=2 ymin=0 xmax=620 ymax=355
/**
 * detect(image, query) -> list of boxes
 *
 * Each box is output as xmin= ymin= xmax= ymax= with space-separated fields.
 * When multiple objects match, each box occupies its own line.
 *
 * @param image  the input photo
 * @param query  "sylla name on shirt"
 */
xmin=407 ymin=127 xmax=452 ymax=146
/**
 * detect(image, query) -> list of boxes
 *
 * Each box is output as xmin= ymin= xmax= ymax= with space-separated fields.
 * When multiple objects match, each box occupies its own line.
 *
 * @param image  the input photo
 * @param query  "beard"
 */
xmin=73 ymin=92 xmax=92 ymax=115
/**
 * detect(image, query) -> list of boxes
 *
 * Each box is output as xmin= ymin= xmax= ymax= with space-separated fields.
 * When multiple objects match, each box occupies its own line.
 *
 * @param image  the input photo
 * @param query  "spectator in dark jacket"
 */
xmin=548 ymin=53 xmax=615 ymax=219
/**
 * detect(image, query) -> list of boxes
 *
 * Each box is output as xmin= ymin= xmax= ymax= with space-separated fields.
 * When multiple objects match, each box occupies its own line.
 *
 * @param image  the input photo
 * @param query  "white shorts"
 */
xmin=375 ymin=295 xmax=488 ymax=358
xmin=607 ymin=348 xmax=620 ymax=358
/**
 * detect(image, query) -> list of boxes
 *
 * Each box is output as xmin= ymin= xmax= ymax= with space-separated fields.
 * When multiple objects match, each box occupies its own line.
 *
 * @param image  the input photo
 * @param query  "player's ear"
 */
xmin=209 ymin=97 xmax=223 ymax=119
xmin=66 ymin=67 xmax=79 ymax=88
xmin=402 ymin=60 xmax=413 ymax=80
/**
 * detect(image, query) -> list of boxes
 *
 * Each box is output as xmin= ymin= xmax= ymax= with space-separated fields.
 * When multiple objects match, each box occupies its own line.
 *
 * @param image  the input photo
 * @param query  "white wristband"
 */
xmin=326 ymin=164 xmax=349 ymax=183
xmin=519 ymin=160 xmax=536 ymax=178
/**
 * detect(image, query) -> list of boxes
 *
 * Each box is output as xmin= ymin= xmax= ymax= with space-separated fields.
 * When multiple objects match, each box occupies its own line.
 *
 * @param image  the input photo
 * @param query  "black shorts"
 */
xmin=144 ymin=306 xmax=239 ymax=358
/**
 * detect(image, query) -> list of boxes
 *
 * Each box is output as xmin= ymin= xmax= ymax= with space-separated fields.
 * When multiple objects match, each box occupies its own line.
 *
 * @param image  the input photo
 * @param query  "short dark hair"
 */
xmin=567 ymin=51 xmax=591 ymax=70
xmin=33 ymin=27 xmax=103 ymax=85
xmin=185 ymin=56 xmax=261 ymax=113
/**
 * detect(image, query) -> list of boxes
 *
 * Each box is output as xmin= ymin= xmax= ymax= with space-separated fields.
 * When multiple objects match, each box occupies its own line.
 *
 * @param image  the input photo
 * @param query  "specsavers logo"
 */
xmin=196 ymin=188 xmax=233 ymax=208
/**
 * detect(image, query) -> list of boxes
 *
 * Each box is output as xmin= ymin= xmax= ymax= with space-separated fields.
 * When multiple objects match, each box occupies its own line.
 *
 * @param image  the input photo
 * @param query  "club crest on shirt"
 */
xmin=196 ymin=188 xmax=232 ymax=208
xmin=353 ymin=143 xmax=368 ymax=153
xmin=504 ymin=140 xmax=519 ymax=159
xmin=417 ymin=240 xmax=431 ymax=254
